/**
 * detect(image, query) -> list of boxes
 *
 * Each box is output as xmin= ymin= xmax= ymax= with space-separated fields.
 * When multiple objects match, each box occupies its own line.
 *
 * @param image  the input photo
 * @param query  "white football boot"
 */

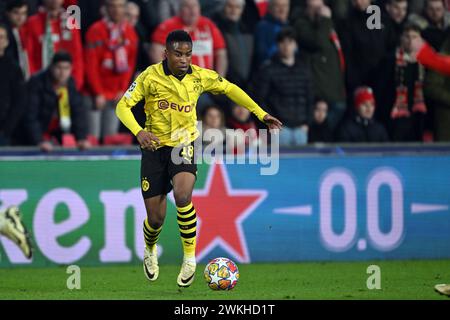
xmin=0 ymin=206 xmax=33 ymax=259
xmin=143 ymin=245 xmax=159 ymax=281
xmin=177 ymin=259 xmax=196 ymax=287
xmin=435 ymin=284 xmax=450 ymax=296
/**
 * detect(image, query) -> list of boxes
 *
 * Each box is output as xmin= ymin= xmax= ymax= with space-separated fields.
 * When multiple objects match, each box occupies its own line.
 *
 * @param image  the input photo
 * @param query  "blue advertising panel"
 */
xmin=211 ymin=155 xmax=450 ymax=263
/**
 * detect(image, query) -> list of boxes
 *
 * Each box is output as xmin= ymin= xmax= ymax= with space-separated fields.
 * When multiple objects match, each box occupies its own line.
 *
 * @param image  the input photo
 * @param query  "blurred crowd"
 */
xmin=1 ymin=0 xmax=450 ymax=151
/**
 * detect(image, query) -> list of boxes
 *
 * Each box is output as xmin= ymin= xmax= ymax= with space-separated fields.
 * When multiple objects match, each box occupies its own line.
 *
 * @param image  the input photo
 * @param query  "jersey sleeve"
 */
xmin=201 ymin=68 xmax=232 ymax=95
xmin=116 ymin=70 xmax=148 ymax=136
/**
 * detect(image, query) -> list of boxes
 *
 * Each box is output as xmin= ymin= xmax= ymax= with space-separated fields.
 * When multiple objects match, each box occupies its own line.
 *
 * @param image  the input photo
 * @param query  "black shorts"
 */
xmin=140 ymin=142 xmax=197 ymax=199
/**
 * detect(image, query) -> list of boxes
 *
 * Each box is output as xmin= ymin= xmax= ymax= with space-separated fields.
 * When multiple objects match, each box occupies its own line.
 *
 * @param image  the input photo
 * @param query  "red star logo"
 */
xmin=191 ymin=164 xmax=267 ymax=263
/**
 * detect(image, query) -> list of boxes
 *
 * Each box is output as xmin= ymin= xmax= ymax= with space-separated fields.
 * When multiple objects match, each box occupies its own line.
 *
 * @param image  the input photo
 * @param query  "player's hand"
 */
xmin=95 ymin=95 xmax=107 ymax=110
xmin=263 ymin=114 xmax=283 ymax=133
xmin=39 ymin=141 xmax=53 ymax=153
xmin=137 ymin=130 xmax=160 ymax=151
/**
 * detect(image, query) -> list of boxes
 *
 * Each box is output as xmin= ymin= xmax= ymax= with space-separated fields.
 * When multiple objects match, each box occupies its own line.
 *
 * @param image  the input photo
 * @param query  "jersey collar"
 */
xmin=162 ymin=59 xmax=193 ymax=81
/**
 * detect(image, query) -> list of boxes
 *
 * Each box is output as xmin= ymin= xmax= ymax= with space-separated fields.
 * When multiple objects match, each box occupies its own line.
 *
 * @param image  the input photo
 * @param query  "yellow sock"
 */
xmin=143 ymin=218 xmax=162 ymax=252
xmin=177 ymin=202 xmax=197 ymax=260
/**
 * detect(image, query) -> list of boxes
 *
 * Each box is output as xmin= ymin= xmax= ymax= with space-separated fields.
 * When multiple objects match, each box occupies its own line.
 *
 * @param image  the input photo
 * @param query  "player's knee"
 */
xmin=174 ymin=192 xmax=192 ymax=208
xmin=146 ymin=212 xmax=164 ymax=229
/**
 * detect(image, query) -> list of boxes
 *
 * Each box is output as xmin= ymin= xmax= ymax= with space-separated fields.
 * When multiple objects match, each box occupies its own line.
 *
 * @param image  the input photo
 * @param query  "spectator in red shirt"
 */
xmin=84 ymin=0 xmax=138 ymax=142
xmin=24 ymin=0 xmax=84 ymax=89
xmin=150 ymin=0 xmax=228 ymax=76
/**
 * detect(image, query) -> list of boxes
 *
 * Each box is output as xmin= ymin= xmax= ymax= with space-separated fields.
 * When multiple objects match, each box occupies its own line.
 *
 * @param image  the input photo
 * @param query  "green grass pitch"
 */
xmin=0 ymin=260 xmax=449 ymax=300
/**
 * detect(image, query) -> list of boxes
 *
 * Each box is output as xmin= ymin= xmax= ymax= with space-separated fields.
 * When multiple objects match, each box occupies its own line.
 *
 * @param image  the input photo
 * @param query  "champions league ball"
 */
xmin=204 ymin=257 xmax=239 ymax=290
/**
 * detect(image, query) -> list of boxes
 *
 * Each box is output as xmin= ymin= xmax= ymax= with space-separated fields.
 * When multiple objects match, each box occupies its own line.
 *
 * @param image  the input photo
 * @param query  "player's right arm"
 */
xmin=115 ymin=71 xmax=160 ymax=150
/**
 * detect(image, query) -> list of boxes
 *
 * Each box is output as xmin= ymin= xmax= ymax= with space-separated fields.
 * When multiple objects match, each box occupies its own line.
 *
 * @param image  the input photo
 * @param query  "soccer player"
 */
xmin=0 ymin=206 xmax=33 ymax=259
xmin=116 ymin=30 xmax=282 ymax=287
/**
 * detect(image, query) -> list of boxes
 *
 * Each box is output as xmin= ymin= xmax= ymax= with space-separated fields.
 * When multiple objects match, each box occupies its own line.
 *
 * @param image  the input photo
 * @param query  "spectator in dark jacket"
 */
xmin=26 ymin=52 xmax=90 ymax=152
xmin=130 ymin=0 xmax=179 ymax=36
xmin=214 ymin=0 xmax=254 ymax=89
xmin=337 ymin=86 xmax=389 ymax=142
xmin=422 ymin=0 xmax=450 ymax=50
xmin=338 ymin=0 xmax=391 ymax=101
xmin=3 ymin=0 xmax=30 ymax=80
xmin=373 ymin=24 xmax=428 ymax=141
xmin=294 ymin=0 xmax=346 ymax=131
xmin=77 ymin=0 xmax=104 ymax=42
xmin=409 ymin=0 xmax=426 ymax=14
xmin=384 ymin=0 xmax=409 ymax=51
xmin=308 ymin=99 xmax=333 ymax=143
xmin=424 ymin=29 xmax=450 ymax=141
xmin=0 ymin=23 xmax=26 ymax=146
xmin=253 ymin=27 xmax=314 ymax=146
xmin=328 ymin=0 xmax=352 ymax=20
xmin=254 ymin=0 xmax=290 ymax=67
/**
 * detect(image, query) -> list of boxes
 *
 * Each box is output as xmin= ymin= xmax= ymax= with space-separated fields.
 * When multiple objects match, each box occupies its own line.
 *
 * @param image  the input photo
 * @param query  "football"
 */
xmin=204 ymin=257 xmax=239 ymax=290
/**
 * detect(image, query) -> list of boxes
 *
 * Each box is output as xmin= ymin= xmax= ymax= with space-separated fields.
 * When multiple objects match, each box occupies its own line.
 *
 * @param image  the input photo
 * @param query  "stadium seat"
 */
xmin=423 ymin=131 xmax=434 ymax=143
xmin=103 ymin=133 xmax=133 ymax=145
xmin=62 ymin=134 xmax=77 ymax=147
xmin=87 ymin=135 xmax=99 ymax=146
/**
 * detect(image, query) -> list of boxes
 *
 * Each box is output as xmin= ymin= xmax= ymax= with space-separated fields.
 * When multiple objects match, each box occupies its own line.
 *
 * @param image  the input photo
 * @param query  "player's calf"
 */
xmin=176 ymin=202 xmax=197 ymax=287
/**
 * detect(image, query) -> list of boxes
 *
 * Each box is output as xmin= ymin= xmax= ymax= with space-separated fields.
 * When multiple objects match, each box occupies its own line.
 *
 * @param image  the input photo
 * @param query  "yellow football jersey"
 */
xmin=116 ymin=60 xmax=268 ymax=148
